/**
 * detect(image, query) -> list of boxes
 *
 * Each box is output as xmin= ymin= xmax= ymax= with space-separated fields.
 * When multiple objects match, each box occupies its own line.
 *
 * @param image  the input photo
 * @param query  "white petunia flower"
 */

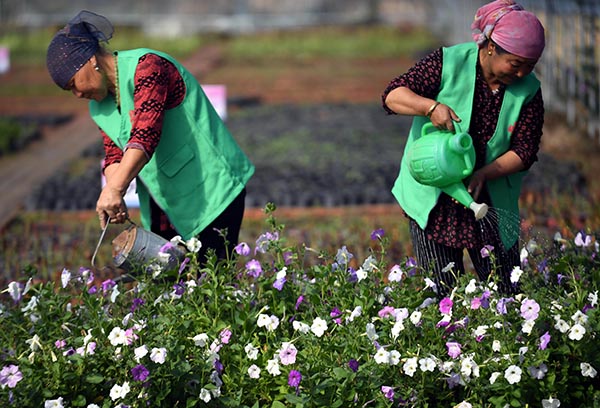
xmin=588 ymin=291 xmax=599 ymax=308
xmin=185 ymin=237 xmax=202 ymax=253
xmin=355 ymin=267 xmax=368 ymax=282
xmin=387 ymin=264 xmax=404 ymax=282
xmin=510 ymin=266 xmax=524 ymax=283
xmin=492 ymin=340 xmax=501 ymax=352
xmin=391 ymin=320 xmax=405 ymax=340
xmin=134 ymin=345 xmax=148 ymax=362
xmin=346 ymin=306 xmax=362 ymax=323
xmin=571 ymin=310 xmax=588 ymax=325
xmin=109 ymin=382 xmax=130 ymax=401
xmin=199 ymin=388 xmax=211 ymax=403
xmin=365 ymin=323 xmax=378 ymax=341
xmin=245 ymin=343 xmax=259 ymax=360
xmin=403 ymin=357 xmax=418 ymax=377
xmin=266 ymin=358 xmax=281 ymax=376
xmin=504 ymin=365 xmax=522 ymax=384
xmin=522 ymin=319 xmax=535 ymax=335
xmin=374 ymin=348 xmax=390 ymax=364
xmin=389 ymin=350 xmax=401 ymax=365
xmin=465 ymin=279 xmax=477 ymax=294
xmin=568 ymin=324 xmax=586 ymax=341
xmin=60 ymin=268 xmax=71 ymax=288
xmin=419 ymin=357 xmax=436 ymax=372
xmin=247 ymin=364 xmax=261 ymax=379
xmin=554 ymin=318 xmax=570 ymax=333
xmin=192 ymin=333 xmax=209 ymax=347
xmin=581 ymin=362 xmax=597 ymax=378
xmin=150 ymin=347 xmax=167 ymax=364
xmin=44 ymin=397 xmax=64 ymax=408
xmin=489 ymin=371 xmax=501 ymax=384
xmin=311 ymin=317 xmax=328 ymax=337
xmin=108 ymin=327 xmax=127 ymax=346
xmin=292 ymin=321 xmax=310 ymax=334
xmin=409 ymin=311 xmax=422 ymax=326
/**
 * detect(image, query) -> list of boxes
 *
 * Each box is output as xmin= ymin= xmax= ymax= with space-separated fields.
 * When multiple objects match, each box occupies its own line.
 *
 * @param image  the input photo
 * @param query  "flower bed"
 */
xmin=1 ymin=204 xmax=599 ymax=407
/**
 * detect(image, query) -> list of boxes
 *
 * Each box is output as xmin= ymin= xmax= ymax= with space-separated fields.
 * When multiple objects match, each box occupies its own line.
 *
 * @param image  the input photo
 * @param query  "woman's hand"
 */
xmin=467 ymin=169 xmax=487 ymax=201
xmin=96 ymin=185 xmax=128 ymax=227
xmin=429 ymin=103 xmax=462 ymax=132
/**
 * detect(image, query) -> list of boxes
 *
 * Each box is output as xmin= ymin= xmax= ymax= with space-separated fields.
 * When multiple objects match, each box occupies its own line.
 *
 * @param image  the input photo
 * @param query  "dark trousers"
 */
xmin=408 ymin=219 xmax=519 ymax=297
xmin=151 ymin=189 xmax=246 ymax=264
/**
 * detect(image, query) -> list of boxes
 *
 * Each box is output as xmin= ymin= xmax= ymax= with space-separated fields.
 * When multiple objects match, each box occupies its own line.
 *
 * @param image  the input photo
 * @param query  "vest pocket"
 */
xmin=158 ymin=146 xmax=195 ymax=178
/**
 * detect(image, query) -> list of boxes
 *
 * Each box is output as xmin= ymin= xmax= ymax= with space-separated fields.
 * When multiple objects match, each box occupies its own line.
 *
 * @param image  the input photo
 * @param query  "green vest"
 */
xmin=89 ymin=48 xmax=254 ymax=239
xmin=391 ymin=42 xmax=540 ymax=248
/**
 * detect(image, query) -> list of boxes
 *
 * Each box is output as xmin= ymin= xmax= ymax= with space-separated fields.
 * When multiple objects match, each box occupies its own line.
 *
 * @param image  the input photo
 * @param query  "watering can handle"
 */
xmin=91 ymin=217 xmax=137 ymax=269
xmin=421 ymin=120 xmax=462 ymax=136
xmin=91 ymin=221 xmax=110 ymax=269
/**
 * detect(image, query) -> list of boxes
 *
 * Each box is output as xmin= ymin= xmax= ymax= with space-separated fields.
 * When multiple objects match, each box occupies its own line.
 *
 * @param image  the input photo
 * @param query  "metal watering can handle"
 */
xmin=91 ymin=217 xmax=137 ymax=269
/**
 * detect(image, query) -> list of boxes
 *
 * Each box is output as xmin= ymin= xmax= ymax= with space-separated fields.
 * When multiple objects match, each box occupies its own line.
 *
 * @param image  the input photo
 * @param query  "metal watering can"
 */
xmin=405 ymin=121 xmax=488 ymax=220
xmin=91 ymin=220 xmax=185 ymax=272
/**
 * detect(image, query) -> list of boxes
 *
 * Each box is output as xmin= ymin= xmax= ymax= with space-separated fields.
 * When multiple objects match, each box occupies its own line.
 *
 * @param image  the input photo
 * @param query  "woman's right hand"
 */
xmin=96 ymin=185 xmax=128 ymax=228
xmin=429 ymin=103 xmax=461 ymax=132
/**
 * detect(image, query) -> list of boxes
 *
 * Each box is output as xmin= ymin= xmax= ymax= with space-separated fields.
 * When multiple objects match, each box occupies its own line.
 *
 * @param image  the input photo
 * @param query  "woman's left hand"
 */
xmin=467 ymin=169 xmax=487 ymax=201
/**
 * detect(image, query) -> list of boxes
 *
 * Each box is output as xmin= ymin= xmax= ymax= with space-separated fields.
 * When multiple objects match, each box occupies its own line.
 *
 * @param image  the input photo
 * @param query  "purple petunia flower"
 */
xmin=520 ymin=298 xmax=540 ymax=321
xmin=446 ymin=372 xmax=461 ymax=389
xmin=405 ymin=257 xmax=417 ymax=275
xmin=234 ymin=242 xmax=251 ymax=256
xmin=131 ymin=298 xmax=145 ymax=313
xmin=295 ymin=295 xmax=304 ymax=310
xmin=101 ymin=279 xmax=116 ymax=294
xmin=480 ymin=245 xmax=494 ymax=258
xmin=496 ymin=297 xmax=514 ymax=315
xmin=0 ymin=365 xmax=23 ymax=388
xmin=245 ymin=259 xmax=263 ymax=278
xmin=288 ymin=370 xmax=302 ymax=389
xmin=539 ymin=331 xmax=551 ymax=350
xmin=371 ymin=228 xmax=385 ymax=241
xmin=446 ymin=341 xmax=462 ymax=359
xmin=439 ymin=297 xmax=453 ymax=315
xmin=330 ymin=307 xmax=342 ymax=318
xmin=348 ymin=359 xmax=359 ymax=372
xmin=178 ymin=257 xmax=190 ymax=275
xmin=273 ymin=277 xmax=286 ymax=291
xmin=173 ymin=281 xmax=186 ymax=296
xmin=214 ymin=359 xmax=224 ymax=375
xmin=381 ymin=385 xmax=394 ymax=401
xmin=131 ymin=364 xmax=150 ymax=382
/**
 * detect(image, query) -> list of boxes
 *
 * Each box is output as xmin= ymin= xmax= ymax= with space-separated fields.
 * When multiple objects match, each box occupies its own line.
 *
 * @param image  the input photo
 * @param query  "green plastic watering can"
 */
xmin=406 ymin=121 xmax=488 ymax=220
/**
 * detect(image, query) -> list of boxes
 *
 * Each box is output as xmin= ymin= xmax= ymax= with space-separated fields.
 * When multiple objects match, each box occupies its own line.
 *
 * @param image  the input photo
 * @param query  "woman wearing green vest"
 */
xmin=382 ymin=0 xmax=545 ymax=296
xmin=46 ymin=11 xmax=254 ymax=265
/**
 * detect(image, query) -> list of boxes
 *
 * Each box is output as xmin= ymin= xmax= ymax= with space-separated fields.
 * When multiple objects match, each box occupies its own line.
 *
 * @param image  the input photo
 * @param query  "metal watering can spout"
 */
xmin=406 ymin=121 xmax=488 ymax=220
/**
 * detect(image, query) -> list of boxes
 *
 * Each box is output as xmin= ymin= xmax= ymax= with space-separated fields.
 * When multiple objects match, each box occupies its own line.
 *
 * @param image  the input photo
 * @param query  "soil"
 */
xmin=1 ymin=43 xmax=599 ymax=229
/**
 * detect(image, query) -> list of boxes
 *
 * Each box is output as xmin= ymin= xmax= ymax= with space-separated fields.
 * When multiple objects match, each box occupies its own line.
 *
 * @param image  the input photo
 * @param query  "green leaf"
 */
xmin=85 ymin=374 xmax=105 ymax=384
xmin=71 ymin=394 xmax=87 ymax=407
xmin=332 ymin=367 xmax=349 ymax=379
xmin=271 ymin=401 xmax=287 ymax=408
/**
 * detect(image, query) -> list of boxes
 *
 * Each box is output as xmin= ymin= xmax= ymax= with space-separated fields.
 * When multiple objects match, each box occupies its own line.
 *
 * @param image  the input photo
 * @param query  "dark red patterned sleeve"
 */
xmin=127 ymin=53 xmax=185 ymax=158
xmin=102 ymin=129 xmax=123 ymax=171
xmin=509 ymin=89 xmax=544 ymax=169
xmin=382 ymin=48 xmax=443 ymax=114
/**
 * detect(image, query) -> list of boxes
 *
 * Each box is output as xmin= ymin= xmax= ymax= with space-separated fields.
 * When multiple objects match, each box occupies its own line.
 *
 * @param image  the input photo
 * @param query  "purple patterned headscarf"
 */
xmin=471 ymin=0 xmax=545 ymax=60
xmin=46 ymin=10 xmax=114 ymax=89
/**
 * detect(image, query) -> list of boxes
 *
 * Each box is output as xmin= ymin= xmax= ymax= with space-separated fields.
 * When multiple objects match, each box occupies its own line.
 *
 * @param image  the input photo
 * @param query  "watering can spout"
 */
xmin=469 ymin=202 xmax=489 ymax=220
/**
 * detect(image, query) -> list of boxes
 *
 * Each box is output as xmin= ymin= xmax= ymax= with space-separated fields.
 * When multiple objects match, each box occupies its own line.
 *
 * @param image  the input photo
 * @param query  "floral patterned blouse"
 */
xmin=382 ymin=47 xmax=544 ymax=249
